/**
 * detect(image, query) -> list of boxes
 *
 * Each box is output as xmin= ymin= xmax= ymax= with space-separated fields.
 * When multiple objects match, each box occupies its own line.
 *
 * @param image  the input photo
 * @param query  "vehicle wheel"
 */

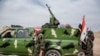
xmin=45 ymin=49 xmax=61 ymax=56
xmin=77 ymin=52 xmax=85 ymax=56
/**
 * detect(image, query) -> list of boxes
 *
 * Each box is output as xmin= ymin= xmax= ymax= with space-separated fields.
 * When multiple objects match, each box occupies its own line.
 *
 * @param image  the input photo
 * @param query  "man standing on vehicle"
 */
xmin=33 ymin=26 xmax=45 ymax=56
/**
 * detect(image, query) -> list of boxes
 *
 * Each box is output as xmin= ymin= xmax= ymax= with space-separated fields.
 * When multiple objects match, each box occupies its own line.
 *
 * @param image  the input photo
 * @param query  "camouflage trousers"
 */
xmin=33 ymin=34 xmax=45 ymax=56
xmin=34 ymin=43 xmax=40 ymax=56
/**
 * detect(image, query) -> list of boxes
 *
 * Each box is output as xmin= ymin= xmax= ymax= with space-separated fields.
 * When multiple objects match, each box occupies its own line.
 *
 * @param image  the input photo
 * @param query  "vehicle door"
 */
xmin=0 ymin=29 xmax=34 ymax=55
xmin=15 ymin=29 xmax=34 ymax=55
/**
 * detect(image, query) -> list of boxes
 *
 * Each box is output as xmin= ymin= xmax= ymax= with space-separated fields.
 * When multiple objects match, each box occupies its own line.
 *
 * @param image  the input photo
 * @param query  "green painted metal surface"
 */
xmin=0 ymin=27 xmax=80 ymax=56
xmin=42 ymin=28 xmax=80 ymax=56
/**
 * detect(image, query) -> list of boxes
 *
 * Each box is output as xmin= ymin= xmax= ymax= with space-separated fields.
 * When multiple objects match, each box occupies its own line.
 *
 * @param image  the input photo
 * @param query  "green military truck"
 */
xmin=0 ymin=4 xmax=94 ymax=56
xmin=0 ymin=25 xmax=81 ymax=56
xmin=0 ymin=25 xmax=94 ymax=56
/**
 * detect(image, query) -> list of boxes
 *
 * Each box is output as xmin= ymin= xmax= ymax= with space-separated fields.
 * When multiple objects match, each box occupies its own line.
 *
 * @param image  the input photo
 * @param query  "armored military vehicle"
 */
xmin=41 ymin=4 xmax=94 ymax=56
xmin=0 ymin=4 xmax=94 ymax=56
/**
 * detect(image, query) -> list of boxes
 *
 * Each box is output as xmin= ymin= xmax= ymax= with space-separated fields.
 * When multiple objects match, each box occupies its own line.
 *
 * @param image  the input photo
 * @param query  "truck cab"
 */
xmin=0 ymin=25 xmax=34 ymax=56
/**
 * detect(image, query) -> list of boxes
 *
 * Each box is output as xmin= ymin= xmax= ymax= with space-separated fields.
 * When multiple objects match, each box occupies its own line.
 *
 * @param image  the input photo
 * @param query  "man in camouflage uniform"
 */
xmin=50 ymin=16 xmax=60 ymax=27
xmin=33 ymin=26 xmax=45 ymax=56
xmin=42 ymin=4 xmax=60 ymax=28
xmin=78 ymin=24 xmax=94 ymax=56
xmin=46 ymin=4 xmax=60 ymax=28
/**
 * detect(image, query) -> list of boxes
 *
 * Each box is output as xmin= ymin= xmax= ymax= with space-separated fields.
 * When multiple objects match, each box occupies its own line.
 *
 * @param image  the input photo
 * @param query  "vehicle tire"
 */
xmin=45 ymin=49 xmax=61 ymax=56
xmin=77 ymin=52 xmax=85 ymax=56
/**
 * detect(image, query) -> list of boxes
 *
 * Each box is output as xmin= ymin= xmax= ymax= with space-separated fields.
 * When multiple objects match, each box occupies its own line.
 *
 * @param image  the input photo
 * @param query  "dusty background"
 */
xmin=94 ymin=31 xmax=100 ymax=56
xmin=0 ymin=32 xmax=100 ymax=56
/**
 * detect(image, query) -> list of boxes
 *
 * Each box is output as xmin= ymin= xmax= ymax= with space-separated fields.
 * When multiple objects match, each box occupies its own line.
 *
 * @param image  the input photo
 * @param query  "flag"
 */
xmin=80 ymin=16 xmax=87 ymax=41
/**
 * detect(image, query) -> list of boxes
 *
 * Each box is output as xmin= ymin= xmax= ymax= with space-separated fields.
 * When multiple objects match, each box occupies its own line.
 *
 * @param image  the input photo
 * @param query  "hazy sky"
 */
xmin=0 ymin=0 xmax=100 ymax=32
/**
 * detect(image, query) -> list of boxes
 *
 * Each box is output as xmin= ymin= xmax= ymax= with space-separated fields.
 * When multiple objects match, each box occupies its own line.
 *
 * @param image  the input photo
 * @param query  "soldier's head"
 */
xmin=34 ymin=26 xmax=41 ymax=34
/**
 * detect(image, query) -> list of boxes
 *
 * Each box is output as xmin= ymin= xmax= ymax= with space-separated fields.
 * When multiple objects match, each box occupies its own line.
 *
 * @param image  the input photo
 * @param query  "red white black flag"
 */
xmin=80 ymin=16 xmax=87 ymax=41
